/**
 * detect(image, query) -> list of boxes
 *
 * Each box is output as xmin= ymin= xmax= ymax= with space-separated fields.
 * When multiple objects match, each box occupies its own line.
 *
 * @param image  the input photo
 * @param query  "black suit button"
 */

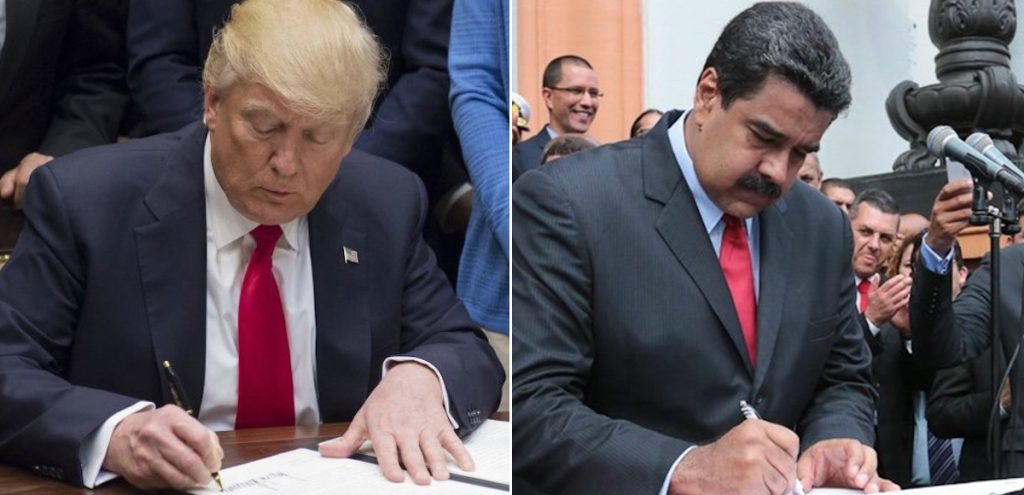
xmin=754 ymin=396 xmax=764 ymax=406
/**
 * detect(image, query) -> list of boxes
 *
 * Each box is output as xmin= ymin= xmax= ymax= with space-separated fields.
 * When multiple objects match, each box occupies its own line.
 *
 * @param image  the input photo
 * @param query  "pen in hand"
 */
xmin=163 ymin=360 xmax=224 ymax=492
xmin=738 ymin=401 xmax=805 ymax=495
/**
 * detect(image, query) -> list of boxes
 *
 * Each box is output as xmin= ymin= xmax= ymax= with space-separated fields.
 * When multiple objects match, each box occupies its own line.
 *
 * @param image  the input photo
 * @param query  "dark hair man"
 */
xmin=512 ymin=2 xmax=895 ymax=493
xmin=512 ymin=55 xmax=600 ymax=173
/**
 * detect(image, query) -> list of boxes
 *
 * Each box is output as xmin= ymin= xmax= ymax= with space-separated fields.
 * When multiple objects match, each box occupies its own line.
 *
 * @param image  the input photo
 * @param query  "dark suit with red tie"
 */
xmin=511 ymin=110 xmax=876 ymax=493
xmin=0 ymin=122 xmax=503 ymax=486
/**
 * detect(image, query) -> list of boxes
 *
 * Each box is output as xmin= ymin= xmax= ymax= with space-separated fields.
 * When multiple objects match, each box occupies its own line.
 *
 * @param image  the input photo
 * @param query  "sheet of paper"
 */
xmin=189 ymin=448 xmax=505 ymax=494
xmin=796 ymin=477 xmax=1024 ymax=494
xmin=356 ymin=419 xmax=510 ymax=485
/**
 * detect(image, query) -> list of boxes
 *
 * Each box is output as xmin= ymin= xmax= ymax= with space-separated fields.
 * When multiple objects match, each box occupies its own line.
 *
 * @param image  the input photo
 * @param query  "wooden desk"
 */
xmin=0 ymin=413 xmax=509 ymax=494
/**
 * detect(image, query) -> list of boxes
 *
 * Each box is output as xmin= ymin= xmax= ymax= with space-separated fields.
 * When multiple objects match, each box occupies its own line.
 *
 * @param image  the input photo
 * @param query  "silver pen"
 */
xmin=738 ymin=401 xmax=805 ymax=495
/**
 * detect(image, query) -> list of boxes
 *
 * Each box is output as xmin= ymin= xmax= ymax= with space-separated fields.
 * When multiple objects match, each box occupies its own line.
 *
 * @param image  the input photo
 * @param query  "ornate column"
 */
xmin=886 ymin=0 xmax=1023 ymax=171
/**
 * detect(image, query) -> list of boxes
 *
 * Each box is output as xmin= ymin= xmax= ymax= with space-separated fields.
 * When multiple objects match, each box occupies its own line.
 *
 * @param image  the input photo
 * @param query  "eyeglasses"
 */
xmin=547 ymin=86 xmax=604 ymax=100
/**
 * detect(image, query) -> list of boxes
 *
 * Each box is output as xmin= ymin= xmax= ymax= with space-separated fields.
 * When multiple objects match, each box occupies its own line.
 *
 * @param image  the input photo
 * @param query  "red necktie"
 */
xmin=857 ymin=279 xmax=871 ymax=313
xmin=720 ymin=215 xmax=757 ymax=366
xmin=235 ymin=225 xmax=295 ymax=429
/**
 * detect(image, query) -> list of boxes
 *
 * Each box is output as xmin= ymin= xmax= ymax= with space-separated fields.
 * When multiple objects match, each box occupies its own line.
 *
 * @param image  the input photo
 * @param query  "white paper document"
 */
xmin=796 ymin=477 xmax=1024 ymax=494
xmin=190 ymin=420 xmax=510 ymax=494
xmin=361 ymin=419 xmax=510 ymax=486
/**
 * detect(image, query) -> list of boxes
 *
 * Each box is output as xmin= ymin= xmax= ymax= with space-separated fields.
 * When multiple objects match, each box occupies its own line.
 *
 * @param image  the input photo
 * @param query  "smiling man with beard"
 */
xmin=512 ymin=55 xmax=600 ymax=173
xmin=512 ymin=2 xmax=896 ymax=494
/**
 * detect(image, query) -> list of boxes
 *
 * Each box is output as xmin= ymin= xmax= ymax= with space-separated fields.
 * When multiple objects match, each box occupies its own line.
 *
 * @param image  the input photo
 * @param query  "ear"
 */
xmin=541 ymin=87 xmax=555 ymax=112
xmin=203 ymin=86 xmax=220 ymax=130
xmin=690 ymin=68 xmax=721 ymax=125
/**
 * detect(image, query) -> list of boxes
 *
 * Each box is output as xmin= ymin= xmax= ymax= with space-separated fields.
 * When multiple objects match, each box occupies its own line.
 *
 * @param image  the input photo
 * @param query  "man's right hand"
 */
xmin=669 ymin=419 xmax=800 ymax=495
xmin=864 ymin=274 xmax=911 ymax=327
xmin=102 ymin=405 xmax=223 ymax=490
xmin=926 ymin=179 xmax=974 ymax=256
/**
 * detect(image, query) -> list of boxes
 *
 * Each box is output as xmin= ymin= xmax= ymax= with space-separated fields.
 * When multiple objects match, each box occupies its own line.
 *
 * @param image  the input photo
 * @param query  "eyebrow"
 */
xmin=749 ymin=119 xmax=820 ymax=154
xmin=239 ymin=102 xmax=280 ymax=120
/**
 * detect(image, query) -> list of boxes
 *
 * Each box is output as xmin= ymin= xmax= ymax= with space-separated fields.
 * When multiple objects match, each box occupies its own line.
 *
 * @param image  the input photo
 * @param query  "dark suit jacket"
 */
xmin=511 ymin=125 xmax=551 ymax=175
xmin=0 ymin=122 xmax=503 ymax=486
xmin=928 ymin=347 xmax=997 ymax=481
xmin=511 ymin=110 xmax=876 ymax=494
xmin=0 ymin=0 xmax=130 ymax=171
xmin=911 ymin=245 xmax=1024 ymax=476
xmin=126 ymin=0 xmax=454 ymax=188
xmin=872 ymin=323 xmax=928 ymax=487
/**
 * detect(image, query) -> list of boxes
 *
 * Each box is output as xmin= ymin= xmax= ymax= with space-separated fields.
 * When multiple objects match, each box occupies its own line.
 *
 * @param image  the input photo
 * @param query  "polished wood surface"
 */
xmin=0 ymin=413 xmax=509 ymax=494
xmin=0 ymin=423 xmax=350 ymax=494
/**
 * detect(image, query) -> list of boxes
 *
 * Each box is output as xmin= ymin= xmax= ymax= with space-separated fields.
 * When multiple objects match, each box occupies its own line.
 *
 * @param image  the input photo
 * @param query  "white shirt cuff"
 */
xmin=658 ymin=446 xmax=696 ymax=495
xmin=867 ymin=318 xmax=882 ymax=337
xmin=383 ymin=357 xmax=459 ymax=430
xmin=79 ymin=401 xmax=155 ymax=488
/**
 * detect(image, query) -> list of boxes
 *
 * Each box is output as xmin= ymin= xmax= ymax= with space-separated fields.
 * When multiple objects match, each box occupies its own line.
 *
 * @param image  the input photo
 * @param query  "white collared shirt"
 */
xmin=200 ymin=135 xmax=321 ymax=429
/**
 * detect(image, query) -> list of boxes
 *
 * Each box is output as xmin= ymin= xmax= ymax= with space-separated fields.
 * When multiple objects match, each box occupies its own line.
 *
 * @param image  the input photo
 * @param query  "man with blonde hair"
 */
xmin=0 ymin=0 xmax=502 ymax=490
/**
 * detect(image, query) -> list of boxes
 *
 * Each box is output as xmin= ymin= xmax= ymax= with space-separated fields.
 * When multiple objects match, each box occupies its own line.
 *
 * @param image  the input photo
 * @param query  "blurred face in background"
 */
xmin=542 ymin=62 xmax=600 ymax=135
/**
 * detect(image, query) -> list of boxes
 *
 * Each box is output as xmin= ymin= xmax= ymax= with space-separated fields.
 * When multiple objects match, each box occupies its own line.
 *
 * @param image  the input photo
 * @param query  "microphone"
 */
xmin=966 ymin=132 xmax=1024 ymax=181
xmin=927 ymin=125 xmax=1024 ymax=197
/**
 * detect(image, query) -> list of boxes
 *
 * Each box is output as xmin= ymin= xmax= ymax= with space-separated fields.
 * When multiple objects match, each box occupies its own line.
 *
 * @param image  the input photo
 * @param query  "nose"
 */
xmin=866 ymin=233 xmax=881 ymax=252
xmin=758 ymin=151 xmax=787 ymax=187
xmin=578 ymin=92 xmax=596 ymax=109
xmin=270 ymin=135 xmax=299 ymax=176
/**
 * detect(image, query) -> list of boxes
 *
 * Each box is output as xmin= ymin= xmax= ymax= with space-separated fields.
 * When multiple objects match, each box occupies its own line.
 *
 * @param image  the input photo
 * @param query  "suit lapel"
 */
xmin=308 ymin=177 xmax=371 ymax=422
xmin=752 ymin=201 xmax=792 ymax=390
xmin=646 ymin=111 xmax=754 ymax=373
xmin=135 ymin=124 xmax=209 ymax=411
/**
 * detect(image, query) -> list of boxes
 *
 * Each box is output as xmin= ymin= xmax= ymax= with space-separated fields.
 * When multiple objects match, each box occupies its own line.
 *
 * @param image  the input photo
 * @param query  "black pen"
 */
xmin=162 ymin=360 xmax=224 ymax=492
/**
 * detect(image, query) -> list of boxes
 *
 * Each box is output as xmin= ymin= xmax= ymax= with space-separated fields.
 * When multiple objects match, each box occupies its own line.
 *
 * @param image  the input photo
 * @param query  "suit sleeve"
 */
xmin=392 ymin=172 xmax=503 ymax=436
xmin=126 ymin=0 xmax=203 ymax=134
xmin=796 ymin=216 xmax=877 ymax=450
xmin=353 ymin=0 xmax=453 ymax=180
xmin=927 ymin=357 xmax=995 ymax=438
xmin=38 ymin=0 xmax=130 ymax=157
xmin=911 ymin=253 xmax=994 ymax=370
xmin=511 ymin=170 xmax=690 ymax=494
xmin=0 ymin=166 xmax=140 ymax=486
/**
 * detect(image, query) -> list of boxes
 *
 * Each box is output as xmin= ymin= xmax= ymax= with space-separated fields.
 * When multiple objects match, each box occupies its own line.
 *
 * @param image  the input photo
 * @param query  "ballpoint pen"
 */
xmin=739 ymin=401 xmax=805 ymax=495
xmin=163 ymin=360 xmax=224 ymax=492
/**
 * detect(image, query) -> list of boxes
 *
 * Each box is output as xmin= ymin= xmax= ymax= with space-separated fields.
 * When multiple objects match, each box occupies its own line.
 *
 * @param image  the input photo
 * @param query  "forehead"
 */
xmin=558 ymin=63 xmax=597 ymax=85
xmin=852 ymin=203 xmax=899 ymax=232
xmin=729 ymin=76 xmax=832 ymax=150
xmin=226 ymin=82 xmax=338 ymax=130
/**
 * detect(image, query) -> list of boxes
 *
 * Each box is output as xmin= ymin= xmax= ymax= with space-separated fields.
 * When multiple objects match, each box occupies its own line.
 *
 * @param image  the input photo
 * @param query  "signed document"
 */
xmin=190 ymin=420 xmax=510 ymax=494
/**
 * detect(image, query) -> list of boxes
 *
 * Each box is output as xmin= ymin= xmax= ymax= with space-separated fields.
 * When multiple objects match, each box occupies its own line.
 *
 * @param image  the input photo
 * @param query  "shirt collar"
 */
xmin=203 ymin=134 xmax=301 ymax=251
xmin=667 ymin=111 xmax=730 ymax=234
xmin=545 ymin=125 xmax=559 ymax=140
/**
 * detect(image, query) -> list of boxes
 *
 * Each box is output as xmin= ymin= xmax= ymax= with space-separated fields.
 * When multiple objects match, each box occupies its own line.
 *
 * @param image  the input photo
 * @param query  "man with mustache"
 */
xmin=512 ymin=2 xmax=894 ymax=494
xmin=512 ymin=55 xmax=600 ymax=174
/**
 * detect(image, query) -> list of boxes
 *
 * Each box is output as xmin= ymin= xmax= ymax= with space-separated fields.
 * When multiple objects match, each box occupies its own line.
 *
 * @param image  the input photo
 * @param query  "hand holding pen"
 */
xmin=740 ymin=401 xmax=805 ymax=495
xmin=667 ymin=400 xmax=801 ymax=494
xmin=97 ymin=362 xmax=225 ymax=491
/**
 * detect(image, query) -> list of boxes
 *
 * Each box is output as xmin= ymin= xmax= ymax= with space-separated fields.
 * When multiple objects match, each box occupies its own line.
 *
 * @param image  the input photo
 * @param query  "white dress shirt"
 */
xmin=78 ymin=134 xmax=453 ymax=487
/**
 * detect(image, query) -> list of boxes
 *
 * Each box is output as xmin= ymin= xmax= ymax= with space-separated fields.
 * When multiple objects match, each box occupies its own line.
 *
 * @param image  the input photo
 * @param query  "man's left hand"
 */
xmin=796 ymin=439 xmax=900 ymax=493
xmin=318 ymin=362 xmax=474 ymax=484
xmin=0 ymin=152 xmax=53 ymax=208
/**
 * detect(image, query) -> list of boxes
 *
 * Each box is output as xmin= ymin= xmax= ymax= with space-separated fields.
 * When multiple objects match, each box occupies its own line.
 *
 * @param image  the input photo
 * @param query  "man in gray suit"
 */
xmin=512 ymin=55 xmax=599 ymax=175
xmin=512 ymin=3 xmax=897 ymax=494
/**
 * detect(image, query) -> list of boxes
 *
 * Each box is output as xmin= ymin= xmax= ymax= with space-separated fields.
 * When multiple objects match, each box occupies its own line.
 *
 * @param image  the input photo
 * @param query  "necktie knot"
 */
xmin=723 ymin=214 xmax=742 ymax=229
xmin=250 ymin=225 xmax=283 ymax=253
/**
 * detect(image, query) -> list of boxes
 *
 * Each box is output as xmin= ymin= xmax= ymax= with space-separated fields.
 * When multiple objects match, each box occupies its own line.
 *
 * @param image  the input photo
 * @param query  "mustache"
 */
xmin=738 ymin=174 xmax=781 ymax=199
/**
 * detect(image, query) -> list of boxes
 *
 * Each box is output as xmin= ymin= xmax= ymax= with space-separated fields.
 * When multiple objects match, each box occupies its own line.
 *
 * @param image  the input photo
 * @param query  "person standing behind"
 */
xmin=513 ymin=3 xmax=895 ymax=493
xmin=512 ymin=55 xmax=600 ymax=174
xmin=448 ymin=0 xmax=510 ymax=411
xmin=797 ymin=152 xmax=823 ymax=189
xmin=822 ymin=177 xmax=856 ymax=213
xmin=0 ymin=0 xmax=133 ymax=207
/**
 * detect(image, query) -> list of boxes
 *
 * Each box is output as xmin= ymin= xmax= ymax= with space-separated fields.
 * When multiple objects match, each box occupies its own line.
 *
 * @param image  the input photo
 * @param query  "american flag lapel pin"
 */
xmin=343 ymin=246 xmax=359 ymax=264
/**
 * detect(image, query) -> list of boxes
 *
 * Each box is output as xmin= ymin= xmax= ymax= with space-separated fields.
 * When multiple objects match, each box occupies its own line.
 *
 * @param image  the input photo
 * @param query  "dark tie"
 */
xmin=857 ymin=278 xmax=871 ymax=313
xmin=720 ymin=215 xmax=757 ymax=366
xmin=928 ymin=432 xmax=959 ymax=485
xmin=235 ymin=225 xmax=295 ymax=429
